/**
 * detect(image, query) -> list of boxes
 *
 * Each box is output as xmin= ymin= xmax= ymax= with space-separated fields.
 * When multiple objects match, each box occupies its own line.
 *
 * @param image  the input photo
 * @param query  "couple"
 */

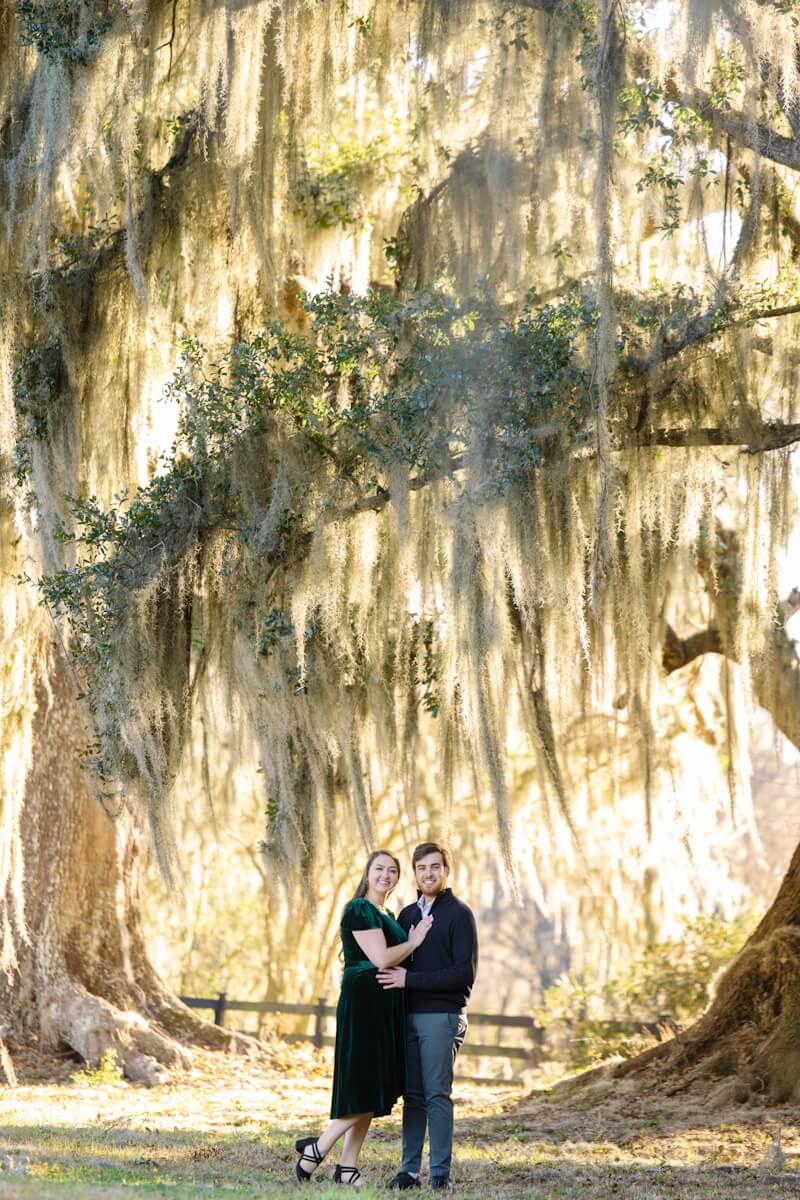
xmin=294 ymin=841 xmax=478 ymax=1190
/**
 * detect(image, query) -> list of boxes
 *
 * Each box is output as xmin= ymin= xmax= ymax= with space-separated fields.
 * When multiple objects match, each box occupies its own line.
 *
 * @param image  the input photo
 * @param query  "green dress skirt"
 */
xmin=330 ymin=897 xmax=408 ymax=1118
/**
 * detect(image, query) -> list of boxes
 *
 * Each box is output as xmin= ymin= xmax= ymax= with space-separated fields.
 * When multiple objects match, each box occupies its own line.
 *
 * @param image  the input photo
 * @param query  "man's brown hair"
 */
xmin=412 ymin=841 xmax=451 ymax=871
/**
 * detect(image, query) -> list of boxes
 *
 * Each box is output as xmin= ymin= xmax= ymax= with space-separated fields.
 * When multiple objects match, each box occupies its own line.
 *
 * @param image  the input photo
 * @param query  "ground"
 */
xmin=2 ymin=1045 xmax=800 ymax=1198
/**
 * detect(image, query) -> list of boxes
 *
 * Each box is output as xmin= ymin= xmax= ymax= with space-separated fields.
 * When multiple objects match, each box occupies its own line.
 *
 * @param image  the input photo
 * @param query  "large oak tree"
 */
xmin=1 ymin=0 xmax=800 ymax=1097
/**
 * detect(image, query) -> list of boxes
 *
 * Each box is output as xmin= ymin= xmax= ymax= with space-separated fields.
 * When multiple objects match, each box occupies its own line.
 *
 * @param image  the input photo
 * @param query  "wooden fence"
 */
xmin=180 ymin=993 xmax=674 ymax=1080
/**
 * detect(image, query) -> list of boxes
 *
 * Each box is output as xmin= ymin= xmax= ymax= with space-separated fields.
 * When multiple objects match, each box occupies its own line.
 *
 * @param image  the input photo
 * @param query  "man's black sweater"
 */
xmin=397 ymin=888 xmax=478 ymax=1014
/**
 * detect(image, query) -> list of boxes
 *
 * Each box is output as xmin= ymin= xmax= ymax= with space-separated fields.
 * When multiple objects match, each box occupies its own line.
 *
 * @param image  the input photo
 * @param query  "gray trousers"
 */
xmin=401 ymin=1011 xmax=468 ymax=1180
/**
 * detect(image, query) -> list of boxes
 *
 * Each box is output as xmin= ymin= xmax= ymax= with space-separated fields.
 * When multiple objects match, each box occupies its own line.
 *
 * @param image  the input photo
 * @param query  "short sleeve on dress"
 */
xmin=342 ymin=898 xmax=382 ymax=933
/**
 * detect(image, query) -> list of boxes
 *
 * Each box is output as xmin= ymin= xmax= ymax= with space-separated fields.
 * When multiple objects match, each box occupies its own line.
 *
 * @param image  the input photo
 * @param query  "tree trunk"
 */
xmin=615 ymin=560 xmax=800 ymax=1103
xmin=0 ymin=505 xmax=254 ymax=1084
xmin=615 ymin=848 xmax=800 ymax=1103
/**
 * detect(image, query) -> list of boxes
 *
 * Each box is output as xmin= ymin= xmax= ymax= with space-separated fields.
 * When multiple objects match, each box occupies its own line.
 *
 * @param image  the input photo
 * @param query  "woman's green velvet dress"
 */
xmin=330 ymin=897 xmax=408 ymax=1119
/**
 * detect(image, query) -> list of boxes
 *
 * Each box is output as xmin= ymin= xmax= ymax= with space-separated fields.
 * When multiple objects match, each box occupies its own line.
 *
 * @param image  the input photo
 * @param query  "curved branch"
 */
xmin=664 ymin=540 xmax=800 ymax=754
xmin=662 ymin=624 xmax=723 ymax=672
xmin=630 ymin=299 xmax=800 ymax=385
xmin=684 ymin=88 xmax=800 ymax=171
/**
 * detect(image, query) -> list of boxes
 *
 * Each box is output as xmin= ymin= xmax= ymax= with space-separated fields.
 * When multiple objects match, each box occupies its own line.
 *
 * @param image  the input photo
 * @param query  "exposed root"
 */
xmin=35 ymin=956 xmax=262 ymax=1085
xmin=141 ymin=980 xmax=260 ymax=1057
xmin=613 ymin=926 xmax=800 ymax=1105
xmin=42 ymin=977 xmax=193 ymax=1086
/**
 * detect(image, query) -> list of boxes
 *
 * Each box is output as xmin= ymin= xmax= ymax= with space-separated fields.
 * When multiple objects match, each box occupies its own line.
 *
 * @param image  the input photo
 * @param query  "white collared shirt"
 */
xmin=417 ymin=894 xmax=436 ymax=919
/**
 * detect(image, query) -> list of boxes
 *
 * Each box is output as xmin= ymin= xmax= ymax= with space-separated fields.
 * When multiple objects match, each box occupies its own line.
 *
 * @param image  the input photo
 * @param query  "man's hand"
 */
xmin=377 ymin=966 xmax=407 ymax=990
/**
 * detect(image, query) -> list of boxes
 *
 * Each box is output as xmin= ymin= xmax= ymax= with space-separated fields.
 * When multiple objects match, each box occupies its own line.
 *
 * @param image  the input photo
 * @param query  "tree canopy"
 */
xmin=1 ymin=0 xmax=800 ymax=982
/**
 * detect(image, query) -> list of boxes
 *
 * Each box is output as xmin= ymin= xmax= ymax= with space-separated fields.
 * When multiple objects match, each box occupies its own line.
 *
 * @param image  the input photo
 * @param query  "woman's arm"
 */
xmin=352 ymin=915 xmax=432 ymax=969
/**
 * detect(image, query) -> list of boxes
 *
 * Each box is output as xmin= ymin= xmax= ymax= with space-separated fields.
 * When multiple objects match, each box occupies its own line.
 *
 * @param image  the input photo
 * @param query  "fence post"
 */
xmin=213 ymin=991 xmax=227 ymax=1027
xmin=313 ymin=996 xmax=327 ymax=1048
xmin=529 ymin=1019 xmax=545 ymax=1065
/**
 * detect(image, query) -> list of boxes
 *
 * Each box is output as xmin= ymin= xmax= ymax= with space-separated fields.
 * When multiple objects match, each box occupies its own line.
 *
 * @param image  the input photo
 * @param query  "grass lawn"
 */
xmin=1 ymin=1043 xmax=800 ymax=1198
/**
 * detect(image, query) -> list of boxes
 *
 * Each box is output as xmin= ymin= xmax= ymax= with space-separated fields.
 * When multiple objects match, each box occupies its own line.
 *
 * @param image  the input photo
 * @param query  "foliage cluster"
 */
xmin=411 ymin=619 xmax=439 ymax=718
xmin=11 ymin=337 xmax=66 ymax=492
xmin=301 ymin=285 xmax=596 ymax=479
xmin=50 ymin=211 xmax=120 ymax=275
xmin=27 ymin=458 xmax=207 ymax=781
xmin=536 ymin=909 xmax=757 ymax=1070
xmin=16 ymin=0 xmax=113 ymax=66
xmin=619 ymin=55 xmax=749 ymax=237
xmin=21 ymin=265 xmax=798 ymax=791
xmin=21 ymin=284 xmax=600 ymax=787
xmin=294 ymin=125 xmax=407 ymax=230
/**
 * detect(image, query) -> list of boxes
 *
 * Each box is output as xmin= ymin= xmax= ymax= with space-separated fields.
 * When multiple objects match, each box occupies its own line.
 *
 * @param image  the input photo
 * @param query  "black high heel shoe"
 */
xmin=295 ymin=1135 xmax=325 ymax=1182
xmin=333 ymin=1164 xmax=363 ymax=1186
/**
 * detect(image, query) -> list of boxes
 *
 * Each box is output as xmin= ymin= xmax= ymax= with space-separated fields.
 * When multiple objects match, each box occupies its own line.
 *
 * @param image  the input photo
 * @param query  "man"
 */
xmin=377 ymin=842 xmax=478 ymax=1192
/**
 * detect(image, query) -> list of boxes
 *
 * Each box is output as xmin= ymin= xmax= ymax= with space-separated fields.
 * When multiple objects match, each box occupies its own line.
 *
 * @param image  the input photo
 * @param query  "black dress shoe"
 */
xmin=430 ymin=1178 xmax=452 ymax=1191
xmin=388 ymin=1171 xmax=421 ymax=1189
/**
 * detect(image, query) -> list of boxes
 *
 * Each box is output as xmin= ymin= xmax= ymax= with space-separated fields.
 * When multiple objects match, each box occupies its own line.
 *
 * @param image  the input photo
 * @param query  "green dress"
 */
xmin=330 ymin=897 xmax=408 ymax=1118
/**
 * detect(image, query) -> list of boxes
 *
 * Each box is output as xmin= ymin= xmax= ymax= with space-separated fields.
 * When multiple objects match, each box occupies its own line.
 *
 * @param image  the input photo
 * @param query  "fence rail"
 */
xmin=181 ymin=993 xmax=543 ymax=1062
xmin=180 ymin=993 xmax=674 ymax=1073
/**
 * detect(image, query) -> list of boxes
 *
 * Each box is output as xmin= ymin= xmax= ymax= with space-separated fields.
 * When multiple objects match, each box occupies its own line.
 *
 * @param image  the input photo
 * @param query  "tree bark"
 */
xmin=616 ymin=554 xmax=800 ymax=1102
xmin=615 ymin=854 xmax=800 ymax=1104
xmin=0 ymin=507 xmax=254 ymax=1084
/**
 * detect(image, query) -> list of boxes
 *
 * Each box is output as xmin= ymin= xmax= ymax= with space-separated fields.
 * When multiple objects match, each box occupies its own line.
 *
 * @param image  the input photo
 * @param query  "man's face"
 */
xmin=415 ymin=852 xmax=449 ymax=898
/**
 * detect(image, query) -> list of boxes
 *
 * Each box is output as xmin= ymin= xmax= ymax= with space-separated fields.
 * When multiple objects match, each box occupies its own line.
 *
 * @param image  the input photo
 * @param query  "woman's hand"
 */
xmin=352 ymin=912 xmax=433 ymax=969
xmin=408 ymin=914 xmax=433 ymax=949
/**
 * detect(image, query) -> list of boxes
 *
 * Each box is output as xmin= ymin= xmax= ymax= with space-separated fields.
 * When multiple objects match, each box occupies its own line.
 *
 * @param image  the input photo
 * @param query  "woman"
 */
xmin=294 ymin=849 xmax=433 ymax=1187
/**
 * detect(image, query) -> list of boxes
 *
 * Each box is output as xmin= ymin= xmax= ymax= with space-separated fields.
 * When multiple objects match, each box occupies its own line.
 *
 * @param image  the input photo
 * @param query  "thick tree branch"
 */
xmin=664 ymin=614 xmax=800 ymax=752
xmin=782 ymin=587 xmax=800 ymax=621
xmin=639 ymin=423 xmax=800 ymax=452
xmin=349 ymin=454 xmax=466 ymax=516
xmin=626 ymin=299 xmax=800 ymax=457
xmin=662 ymin=624 xmax=723 ymax=672
xmin=684 ymin=89 xmax=800 ymax=171
xmin=638 ymin=301 xmax=800 ymax=375
xmin=347 ymin=419 xmax=800 ymax=518
xmin=665 ymin=530 xmax=800 ymax=754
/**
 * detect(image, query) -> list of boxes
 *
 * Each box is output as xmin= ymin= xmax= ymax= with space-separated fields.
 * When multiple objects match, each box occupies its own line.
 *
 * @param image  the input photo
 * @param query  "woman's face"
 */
xmin=368 ymin=854 xmax=399 ymax=897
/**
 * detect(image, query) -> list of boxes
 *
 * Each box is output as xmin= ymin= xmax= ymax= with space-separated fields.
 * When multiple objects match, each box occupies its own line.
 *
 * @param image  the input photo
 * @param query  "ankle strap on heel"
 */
xmin=333 ymin=1163 xmax=362 ymax=1185
xmin=295 ymin=1136 xmax=325 ymax=1182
